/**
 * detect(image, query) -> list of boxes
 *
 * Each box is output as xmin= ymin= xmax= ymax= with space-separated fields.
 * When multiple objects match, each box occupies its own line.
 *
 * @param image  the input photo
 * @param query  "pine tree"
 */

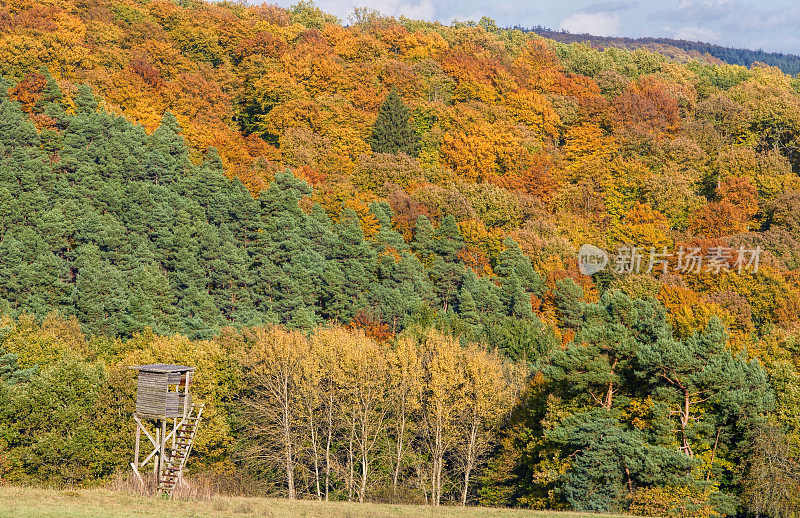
xmin=73 ymin=85 xmax=98 ymax=114
xmin=548 ymin=291 xmax=669 ymax=409
xmin=332 ymin=207 xmax=376 ymax=321
xmin=500 ymin=273 xmax=534 ymax=319
xmin=554 ymin=278 xmax=584 ymax=328
xmin=412 ymin=215 xmax=436 ymax=263
xmin=458 ymin=289 xmax=481 ymax=327
xmin=429 ymin=217 xmax=466 ymax=311
xmin=637 ymin=316 xmax=773 ymax=459
xmin=370 ymin=201 xmax=407 ymax=253
xmin=434 ymin=215 xmax=464 ymax=260
xmin=0 ymin=347 xmax=37 ymax=384
xmin=486 ymin=316 xmax=557 ymax=364
xmin=146 ymin=111 xmax=190 ymax=184
xmin=0 ymin=74 xmax=10 ymax=100
xmin=370 ymin=89 xmax=420 ymax=156
xmin=36 ymin=67 xmax=66 ymax=128
xmin=0 ymin=95 xmax=40 ymax=150
xmin=495 ymin=238 xmax=543 ymax=295
xmin=549 ymin=410 xmax=694 ymax=513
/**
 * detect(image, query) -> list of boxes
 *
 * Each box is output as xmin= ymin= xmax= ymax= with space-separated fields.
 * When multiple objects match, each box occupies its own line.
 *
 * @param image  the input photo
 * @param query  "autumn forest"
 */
xmin=0 ymin=0 xmax=800 ymax=516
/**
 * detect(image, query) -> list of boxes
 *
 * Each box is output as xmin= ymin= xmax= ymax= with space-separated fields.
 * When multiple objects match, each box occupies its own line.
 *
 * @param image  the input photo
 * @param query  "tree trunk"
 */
xmin=347 ymin=416 xmax=356 ymax=501
xmin=360 ymin=448 xmax=369 ymax=503
xmin=625 ymin=466 xmax=633 ymax=493
xmin=604 ymin=381 xmax=614 ymax=409
xmin=324 ymin=391 xmax=333 ymax=501
xmin=282 ymin=378 xmax=295 ymax=500
xmin=359 ymin=410 xmax=369 ymax=503
xmin=461 ymin=421 xmax=479 ymax=506
xmin=393 ymin=410 xmax=406 ymax=492
xmin=604 ymin=360 xmax=617 ymax=409
xmin=680 ymin=389 xmax=693 ymax=457
xmin=307 ymin=406 xmax=321 ymax=500
xmin=433 ymin=418 xmax=443 ymax=506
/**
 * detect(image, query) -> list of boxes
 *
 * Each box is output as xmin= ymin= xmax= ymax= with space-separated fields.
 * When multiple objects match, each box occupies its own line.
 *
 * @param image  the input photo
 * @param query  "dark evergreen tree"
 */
xmin=0 ymin=348 xmax=36 ymax=384
xmin=500 ymin=273 xmax=534 ymax=319
xmin=554 ymin=278 xmax=585 ymax=328
xmin=370 ymin=201 xmax=407 ymax=253
xmin=38 ymin=68 xmax=64 ymax=107
xmin=0 ymin=74 xmax=572 ymax=339
xmin=146 ymin=111 xmax=190 ymax=184
xmin=637 ymin=316 xmax=774 ymax=462
xmin=369 ymin=88 xmax=420 ymax=156
xmin=462 ymin=270 xmax=502 ymax=321
xmin=411 ymin=215 xmax=436 ymax=263
xmin=429 ymin=216 xmax=467 ymax=311
xmin=548 ymin=410 xmax=695 ymax=513
xmin=495 ymin=238 xmax=543 ymax=295
xmin=486 ymin=316 xmax=558 ymax=365
xmin=548 ymin=291 xmax=669 ymax=409
xmin=73 ymin=85 xmax=98 ymax=114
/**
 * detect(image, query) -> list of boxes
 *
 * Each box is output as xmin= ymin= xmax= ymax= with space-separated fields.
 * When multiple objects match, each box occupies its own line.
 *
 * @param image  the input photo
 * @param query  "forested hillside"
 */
xmin=527 ymin=27 xmax=800 ymax=75
xmin=1 ymin=0 xmax=800 ymax=516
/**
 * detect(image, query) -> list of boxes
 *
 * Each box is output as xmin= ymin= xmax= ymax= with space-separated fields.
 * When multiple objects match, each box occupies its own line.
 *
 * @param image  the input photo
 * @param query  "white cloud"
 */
xmin=559 ymin=12 xmax=621 ymax=36
xmin=670 ymin=25 xmax=720 ymax=42
xmin=654 ymin=0 xmax=738 ymax=23
xmin=315 ymin=0 xmax=438 ymax=22
xmin=392 ymin=0 xmax=437 ymax=20
xmin=448 ymin=10 xmax=486 ymax=23
xmin=584 ymin=1 xmax=638 ymax=14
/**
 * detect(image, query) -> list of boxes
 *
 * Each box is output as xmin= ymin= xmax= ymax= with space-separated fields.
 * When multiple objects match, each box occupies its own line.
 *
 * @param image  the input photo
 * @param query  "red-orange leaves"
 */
xmin=612 ymin=76 xmax=680 ymax=144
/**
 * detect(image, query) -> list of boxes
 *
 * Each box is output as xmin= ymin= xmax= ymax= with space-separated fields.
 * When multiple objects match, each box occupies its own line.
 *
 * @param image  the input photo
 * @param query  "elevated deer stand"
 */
xmin=130 ymin=364 xmax=204 ymax=497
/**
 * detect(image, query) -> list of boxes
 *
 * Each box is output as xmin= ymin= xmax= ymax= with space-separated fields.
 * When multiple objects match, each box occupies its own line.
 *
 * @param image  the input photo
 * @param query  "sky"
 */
xmin=269 ymin=0 xmax=800 ymax=55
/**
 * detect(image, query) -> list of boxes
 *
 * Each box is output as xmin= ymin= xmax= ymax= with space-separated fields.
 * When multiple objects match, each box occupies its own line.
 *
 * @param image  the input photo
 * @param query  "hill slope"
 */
xmin=1 ymin=1 xmax=800 ymax=515
xmin=525 ymin=26 xmax=800 ymax=74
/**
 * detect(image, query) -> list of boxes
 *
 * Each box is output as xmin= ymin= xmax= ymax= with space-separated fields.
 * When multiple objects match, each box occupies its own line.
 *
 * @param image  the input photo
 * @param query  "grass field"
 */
xmin=0 ymin=486 xmax=635 ymax=518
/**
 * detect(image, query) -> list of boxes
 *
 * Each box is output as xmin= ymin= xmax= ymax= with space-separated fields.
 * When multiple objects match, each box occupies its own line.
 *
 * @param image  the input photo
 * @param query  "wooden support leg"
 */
xmin=134 ymin=423 xmax=140 ymax=467
xmin=154 ymin=427 xmax=160 ymax=481
xmin=160 ymin=419 xmax=167 ymax=486
xmin=132 ymin=424 xmax=143 ymax=486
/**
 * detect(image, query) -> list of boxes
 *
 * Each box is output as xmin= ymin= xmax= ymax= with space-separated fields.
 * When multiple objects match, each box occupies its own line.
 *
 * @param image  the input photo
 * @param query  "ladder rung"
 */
xmin=157 ymin=409 xmax=201 ymax=499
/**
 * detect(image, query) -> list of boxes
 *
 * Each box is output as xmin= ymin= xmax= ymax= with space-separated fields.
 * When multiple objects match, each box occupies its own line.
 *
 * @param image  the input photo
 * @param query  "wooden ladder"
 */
xmin=157 ymin=403 xmax=204 ymax=497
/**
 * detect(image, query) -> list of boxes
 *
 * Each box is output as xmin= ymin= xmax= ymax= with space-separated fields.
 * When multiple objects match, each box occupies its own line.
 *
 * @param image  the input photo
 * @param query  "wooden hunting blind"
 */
xmin=134 ymin=364 xmax=194 ymax=418
xmin=130 ymin=364 xmax=204 ymax=497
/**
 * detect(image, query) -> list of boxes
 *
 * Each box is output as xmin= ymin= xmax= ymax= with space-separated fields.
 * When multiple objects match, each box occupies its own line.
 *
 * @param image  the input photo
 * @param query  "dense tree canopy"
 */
xmin=0 ymin=1 xmax=799 ymax=515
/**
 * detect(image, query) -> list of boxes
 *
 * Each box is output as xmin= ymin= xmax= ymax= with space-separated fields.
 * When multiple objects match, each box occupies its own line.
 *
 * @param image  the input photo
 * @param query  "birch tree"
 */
xmin=241 ymin=327 xmax=309 ymax=499
xmin=457 ymin=345 xmax=513 ymax=506
xmin=418 ymin=330 xmax=465 ymax=506
xmin=388 ymin=336 xmax=422 ymax=494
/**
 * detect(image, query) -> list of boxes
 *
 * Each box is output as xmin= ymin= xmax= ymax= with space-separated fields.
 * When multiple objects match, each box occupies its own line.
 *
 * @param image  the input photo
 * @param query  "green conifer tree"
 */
xmin=412 ymin=215 xmax=436 ymax=263
xmin=554 ymin=278 xmax=585 ymax=328
xmin=496 ymin=238 xmax=543 ymax=295
xmin=0 ymin=347 xmax=37 ymax=384
xmin=369 ymin=89 xmax=420 ymax=156
xmin=146 ymin=111 xmax=190 ymax=184
xmin=0 ymin=74 xmax=10 ymax=100
xmin=73 ymin=85 xmax=98 ymax=114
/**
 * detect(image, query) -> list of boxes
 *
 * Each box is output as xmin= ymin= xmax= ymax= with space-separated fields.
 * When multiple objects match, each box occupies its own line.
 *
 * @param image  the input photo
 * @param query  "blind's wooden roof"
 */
xmin=131 ymin=364 xmax=195 ymax=373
